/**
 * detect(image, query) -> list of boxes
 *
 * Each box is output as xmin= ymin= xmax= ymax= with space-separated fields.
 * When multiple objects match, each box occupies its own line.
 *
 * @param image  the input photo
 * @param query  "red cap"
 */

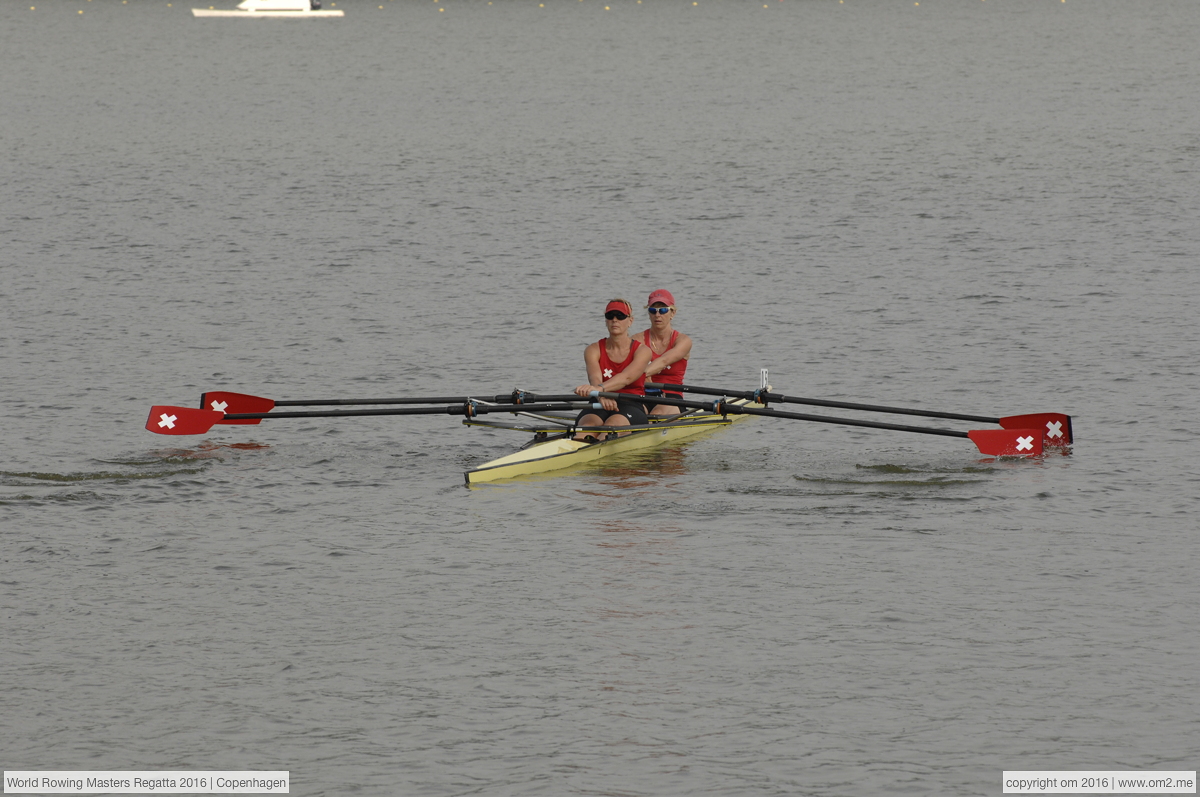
xmin=604 ymin=299 xmax=632 ymax=315
xmin=646 ymin=289 xmax=675 ymax=307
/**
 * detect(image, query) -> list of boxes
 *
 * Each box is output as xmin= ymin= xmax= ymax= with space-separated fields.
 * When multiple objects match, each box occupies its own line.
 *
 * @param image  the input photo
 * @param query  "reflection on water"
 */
xmin=578 ymin=445 xmax=693 ymax=493
xmin=587 ymin=519 xmax=693 ymax=704
xmin=144 ymin=441 xmax=272 ymax=460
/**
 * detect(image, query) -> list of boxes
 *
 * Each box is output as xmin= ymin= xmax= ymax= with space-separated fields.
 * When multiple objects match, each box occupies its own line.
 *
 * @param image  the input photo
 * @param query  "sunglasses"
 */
xmin=647 ymin=306 xmax=673 ymax=315
xmin=604 ymin=311 xmax=629 ymax=320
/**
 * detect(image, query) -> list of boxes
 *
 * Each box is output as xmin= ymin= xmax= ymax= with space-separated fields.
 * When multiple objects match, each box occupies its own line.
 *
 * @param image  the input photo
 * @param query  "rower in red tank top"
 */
xmin=597 ymin=337 xmax=646 ymax=395
xmin=642 ymin=330 xmax=686 ymax=391
xmin=638 ymin=289 xmax=693 ymax=417
xmin=572 ymin=298 xmax=654 ymax=441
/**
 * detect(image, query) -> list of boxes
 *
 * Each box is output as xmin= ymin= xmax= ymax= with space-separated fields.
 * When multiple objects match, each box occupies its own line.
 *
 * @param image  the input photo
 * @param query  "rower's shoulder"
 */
xmin=665 ymin=329 xmax=693 ymax=347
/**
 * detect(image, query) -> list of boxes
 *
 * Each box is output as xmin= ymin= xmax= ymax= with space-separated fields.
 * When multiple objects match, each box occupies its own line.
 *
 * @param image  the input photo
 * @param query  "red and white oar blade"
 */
xmin=146 ymin=406 xmax=223 ymax=436
xmin=998 ymin=413 xmax=1072 ymax=446
xmin=200 ymin=391 xmax=273 ymax=425
xmin=968 ymin=428 xmax=1044 ymax=457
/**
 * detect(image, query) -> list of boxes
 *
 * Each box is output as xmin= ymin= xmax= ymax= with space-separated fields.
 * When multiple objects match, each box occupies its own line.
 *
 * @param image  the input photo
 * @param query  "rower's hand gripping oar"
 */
xmin=146 ymin=400 xmax=594 ymax=437
xmin=597 ymin=392 xmax=1044 ymax=457
xmin=646 ymin=381 xmax=1072 ymax=447
xmin=198 ymin=390 xmax=585 ymax=425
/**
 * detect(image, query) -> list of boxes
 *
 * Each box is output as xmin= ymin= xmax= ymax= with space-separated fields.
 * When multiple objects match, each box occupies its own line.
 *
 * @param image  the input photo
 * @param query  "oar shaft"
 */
xmin=722 ymin=403 xmax=970 ymax=439
xmin=602 ymin=392 xmax=969 ymax=439
xmin=223 ymin=402 xmax=586 ymax=421
xmin=647 ymin=381 xmax=999 ymax=424
xmin=271 ymin=393 xmax=583 ymax=407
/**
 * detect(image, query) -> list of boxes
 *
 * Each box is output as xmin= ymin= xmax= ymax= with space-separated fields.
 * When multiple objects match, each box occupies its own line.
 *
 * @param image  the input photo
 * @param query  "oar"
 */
xmin=199 ymin=390 xmax=584 ymax=425
xmin=646 ymin=381 xmax=1072 ymax=446
xmin=146 ymin=401 xmax=590 ymax=437
xmin=598 ymin=392 xmax=1043 ymax=457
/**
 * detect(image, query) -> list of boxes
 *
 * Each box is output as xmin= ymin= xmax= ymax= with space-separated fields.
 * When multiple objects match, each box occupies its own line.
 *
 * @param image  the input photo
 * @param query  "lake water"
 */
xmin=1 ymin=0 xmax=1197 ymax=794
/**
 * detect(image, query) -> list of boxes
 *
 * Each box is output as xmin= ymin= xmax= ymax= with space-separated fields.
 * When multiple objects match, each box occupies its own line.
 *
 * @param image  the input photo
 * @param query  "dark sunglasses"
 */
xmin=647 ymin=306 xmax=673 ymax=315
xmin=604 ymin=311 xmax=629 ymax=321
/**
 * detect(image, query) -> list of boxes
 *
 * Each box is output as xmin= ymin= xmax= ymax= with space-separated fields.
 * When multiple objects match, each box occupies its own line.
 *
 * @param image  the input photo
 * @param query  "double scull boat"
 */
xmin=461 ymin=399 xmax=761 ymax=484
xmin=143 ymin=370 xmax=1072 ymax=483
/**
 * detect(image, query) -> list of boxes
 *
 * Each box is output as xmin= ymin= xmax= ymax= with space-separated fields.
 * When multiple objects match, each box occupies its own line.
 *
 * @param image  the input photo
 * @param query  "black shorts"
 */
xmin=575 ymin=397 xmax=648 ymax=427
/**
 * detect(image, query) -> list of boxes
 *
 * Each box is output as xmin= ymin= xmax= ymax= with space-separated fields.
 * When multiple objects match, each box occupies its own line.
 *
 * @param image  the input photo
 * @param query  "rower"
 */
xmin=638 ymin=289 xmax=692 ymax=416
xmin=572 ymin=299 xmax=653 ymax=441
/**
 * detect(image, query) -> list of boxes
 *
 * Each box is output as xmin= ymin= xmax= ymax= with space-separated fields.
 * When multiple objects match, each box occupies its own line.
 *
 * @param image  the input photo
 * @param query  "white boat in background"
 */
xmin=192 ymin=0 xmax=343 ymax=18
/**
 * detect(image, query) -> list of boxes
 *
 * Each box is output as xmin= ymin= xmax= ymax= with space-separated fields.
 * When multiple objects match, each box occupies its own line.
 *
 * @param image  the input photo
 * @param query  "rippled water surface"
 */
xmin=2 ymin=0 xmax=1198 ymax=793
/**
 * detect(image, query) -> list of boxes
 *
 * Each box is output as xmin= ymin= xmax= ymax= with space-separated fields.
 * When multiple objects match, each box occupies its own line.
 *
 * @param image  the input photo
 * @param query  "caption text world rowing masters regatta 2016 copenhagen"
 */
xmin=2 ymin=772 xmax=291 ymax=793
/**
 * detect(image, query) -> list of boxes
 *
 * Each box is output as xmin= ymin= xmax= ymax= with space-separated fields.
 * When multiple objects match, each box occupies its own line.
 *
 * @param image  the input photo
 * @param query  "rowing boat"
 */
xmin=462 ymin=399 xmax=761 ymax=485
xmin=192 ymin=0 xmax=343 ymax=18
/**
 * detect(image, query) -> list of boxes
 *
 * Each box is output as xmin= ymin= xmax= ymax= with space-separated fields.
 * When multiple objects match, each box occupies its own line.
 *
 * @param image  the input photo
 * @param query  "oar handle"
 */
xmin=646 ymin=381 xmax=999 ymax=424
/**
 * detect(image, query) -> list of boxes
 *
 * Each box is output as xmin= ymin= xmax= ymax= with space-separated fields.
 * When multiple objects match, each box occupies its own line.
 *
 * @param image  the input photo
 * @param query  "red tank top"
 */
xmin=643 ymin=330 xmax=687 ymax=393
xmin=597 ymin=338 xmax=646 ymax=396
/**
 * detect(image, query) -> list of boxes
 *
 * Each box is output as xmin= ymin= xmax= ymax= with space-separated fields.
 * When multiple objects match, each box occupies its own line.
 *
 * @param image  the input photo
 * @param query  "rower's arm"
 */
xmin=583 ymin=342 xmax=605 ymax=387
xmin=645 ymin=333 xmax=692 ymax=376
xmin=575 ymin=342 xmax=606 ymax=397
xmin=602 ymin=346 xmax=653 ymax=392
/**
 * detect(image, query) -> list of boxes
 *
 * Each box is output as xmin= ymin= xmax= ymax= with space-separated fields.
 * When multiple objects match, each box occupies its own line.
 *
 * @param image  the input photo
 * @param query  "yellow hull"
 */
xmin=464 ymin=405 xmax=757 ymax=485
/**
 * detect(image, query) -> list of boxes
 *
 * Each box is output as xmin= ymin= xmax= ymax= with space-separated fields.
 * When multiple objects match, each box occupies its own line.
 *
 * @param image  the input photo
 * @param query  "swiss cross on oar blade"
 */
xmin=966 ymin=429 xmax=1044 ymax=457
xmin=146 ymin=407 xmax=225 ymax=435
xmin=201 ymin=391 xmax=273 ymax=424
xmin=996 ymin=413 xmax=1072 ymax=446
